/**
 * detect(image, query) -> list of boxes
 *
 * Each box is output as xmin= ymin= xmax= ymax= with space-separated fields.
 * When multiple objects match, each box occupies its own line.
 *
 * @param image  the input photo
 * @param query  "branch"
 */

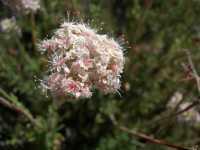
xmin=156 ymin=100 xmax=200 ymax=123
xmin=31 ymin=12 xmax=36 ymax=51
xmin=110 ymin=115 xmax=192 ymax=150
xmin=0 ymin=97 xmax=39 ymax=127
xmin=174 ymin=100 xmax=199 ymax=116
xmin=185 ymin=50 xmax=200 ymax=93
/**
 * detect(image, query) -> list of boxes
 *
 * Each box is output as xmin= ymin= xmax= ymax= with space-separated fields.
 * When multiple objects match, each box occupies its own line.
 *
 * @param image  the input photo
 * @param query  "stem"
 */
xmin=185 ymin=50 xmax=200 ymax=93
xmin=110 ymin=115 xmax=192 ymax=150
xmin=155 ymin=100 xmax=199 ymax=123
xmin=173 ymin=100 xmax=199 ymax=116
xmin=0 ymin=97 xmax=39 ymax=128
xmin=31 ymin=12 xmax=36 ymax=51
xmin=118 ymin=126 xmax=191 ymax=150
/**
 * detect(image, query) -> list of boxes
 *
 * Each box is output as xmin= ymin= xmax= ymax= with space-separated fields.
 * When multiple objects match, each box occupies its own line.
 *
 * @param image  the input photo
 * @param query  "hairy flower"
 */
xmin=39 ymin=22 xmax=124 ymax=99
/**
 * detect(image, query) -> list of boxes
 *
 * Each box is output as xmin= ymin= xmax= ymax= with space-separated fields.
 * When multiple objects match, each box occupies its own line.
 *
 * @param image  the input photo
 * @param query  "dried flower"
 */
xmin=1 ymin=0 xmax=40 ymax=14
xmin=167 ymin=92 xmax=200 ymax=126
xmin=167 ymin=92 xmax=183 ymax=109
xmin=39 ymin=22 xmax=124 ymax=99
xmin=178 ymin=102 xmax=200 ymax=125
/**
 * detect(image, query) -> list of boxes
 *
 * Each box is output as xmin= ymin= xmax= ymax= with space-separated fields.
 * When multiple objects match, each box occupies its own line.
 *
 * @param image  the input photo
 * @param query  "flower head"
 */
xmin=39 ymin=22 xmax=124 ymax=99
xmin=21 ymin=0 xmax=40 ymax=12
xmin=0 ymin=17 xmax=21 ymax=35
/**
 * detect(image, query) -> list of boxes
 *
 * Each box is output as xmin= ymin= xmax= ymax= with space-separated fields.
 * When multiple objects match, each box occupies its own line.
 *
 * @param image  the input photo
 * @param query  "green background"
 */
xmin=0 ymin=0 xmax=200 ymax=149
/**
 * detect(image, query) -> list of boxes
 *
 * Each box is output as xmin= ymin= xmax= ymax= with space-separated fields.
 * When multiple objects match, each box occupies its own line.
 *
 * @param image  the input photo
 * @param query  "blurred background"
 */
xmin=0 ymin=0 xmax=200 ymax=150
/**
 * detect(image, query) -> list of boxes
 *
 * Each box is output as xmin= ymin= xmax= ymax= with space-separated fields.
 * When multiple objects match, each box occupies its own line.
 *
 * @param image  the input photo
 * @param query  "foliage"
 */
xmin=0 ymin=0 xmax=200 ymax=150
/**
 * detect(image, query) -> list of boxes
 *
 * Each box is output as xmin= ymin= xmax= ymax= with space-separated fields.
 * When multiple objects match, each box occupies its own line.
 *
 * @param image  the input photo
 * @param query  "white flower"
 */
xmin=39 ymin=22 xmax=124 ymax=99
xmin=167 ymin=92 xmax=183 ymax=109
xmin=0 ymin=17 xmax=21 ymax=34
xmin=21 ymin=0 xmax=40 ymax=12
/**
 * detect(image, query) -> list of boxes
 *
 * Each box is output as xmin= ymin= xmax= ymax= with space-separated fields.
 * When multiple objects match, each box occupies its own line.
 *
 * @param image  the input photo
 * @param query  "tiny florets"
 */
xmin=39 ymin=22 xmax=124 ymax=99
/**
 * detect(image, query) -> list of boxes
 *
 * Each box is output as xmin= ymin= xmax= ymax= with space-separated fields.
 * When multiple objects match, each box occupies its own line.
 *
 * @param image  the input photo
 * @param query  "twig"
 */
xmin=110 ymin=115 xmax=192 ymax=150
xmin=185 ymin=50 xmax=200 ymax=93
xmin=155 ymin=100 xmax=200 ymax=123
xmin=31 ymin=12 xmax=36 ymax=51
xmin=174 ymin=100 xmax=199 ymax=116
xmin=0 ymin=97 xmax=39 ymax=127
xmin=0 ymin=97 xmax=22 ymax=113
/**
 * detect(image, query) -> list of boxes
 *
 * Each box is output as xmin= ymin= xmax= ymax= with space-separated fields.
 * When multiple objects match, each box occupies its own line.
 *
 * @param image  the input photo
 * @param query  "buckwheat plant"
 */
xmin=39 ymin=22 xmax=124 ymax=99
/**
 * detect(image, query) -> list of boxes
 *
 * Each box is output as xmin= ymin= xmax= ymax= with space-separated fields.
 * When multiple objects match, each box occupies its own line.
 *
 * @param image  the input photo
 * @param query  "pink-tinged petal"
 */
xmin=83 ymin=58 xmax=93 ymax=68
xmin=110 ymin=64 xmax=118 ymax=74
xmin=63 ymin=66 xmax=70 ymax=75
xmin=71 ymin=61 xmax=81 ymax=70
xmin=55 ymin=58 xmax=65 ymax=66
xmin=39 ymin=22 xmax=124 ymax=99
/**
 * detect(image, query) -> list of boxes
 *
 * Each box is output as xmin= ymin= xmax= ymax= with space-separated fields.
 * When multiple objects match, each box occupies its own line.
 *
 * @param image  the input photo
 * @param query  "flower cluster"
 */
xmin=0 ymin=17 xmax=21 ymax=35
xmin=1 ymin=0 xmax=40 ymax=14
xmin=39 ymin=22 xmax=124 ymax=99
xmin=21 ymin=0 xmax=40 ymax=12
